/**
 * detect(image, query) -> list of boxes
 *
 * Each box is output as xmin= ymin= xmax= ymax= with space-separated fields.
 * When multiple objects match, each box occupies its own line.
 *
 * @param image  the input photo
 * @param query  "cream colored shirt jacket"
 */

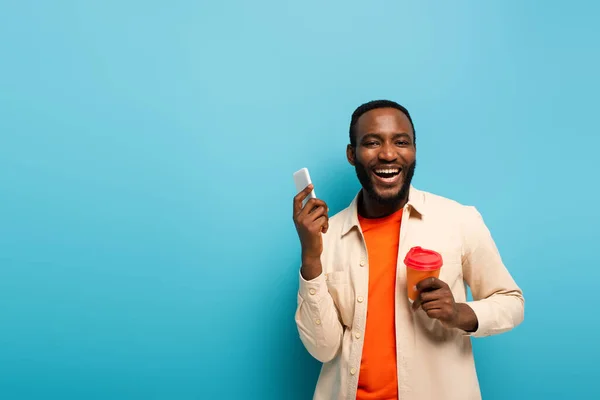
xmin=294 ymin=186 xmax=525 ymax=400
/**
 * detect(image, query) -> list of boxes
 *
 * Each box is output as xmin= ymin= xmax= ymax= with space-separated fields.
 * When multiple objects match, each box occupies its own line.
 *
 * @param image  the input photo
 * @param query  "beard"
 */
xmin=354 ymin=159 xmax=416 ymax=206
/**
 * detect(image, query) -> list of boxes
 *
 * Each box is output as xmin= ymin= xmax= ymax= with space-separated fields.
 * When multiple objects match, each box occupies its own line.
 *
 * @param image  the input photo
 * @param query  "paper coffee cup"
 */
xmin=404 ymin=246 xmax=443 ymax=302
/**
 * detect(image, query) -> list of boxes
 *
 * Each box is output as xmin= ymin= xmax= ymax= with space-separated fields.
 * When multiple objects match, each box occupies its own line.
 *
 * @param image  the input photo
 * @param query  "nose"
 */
xmin=378 ymin=142 xmax=397 ymax=162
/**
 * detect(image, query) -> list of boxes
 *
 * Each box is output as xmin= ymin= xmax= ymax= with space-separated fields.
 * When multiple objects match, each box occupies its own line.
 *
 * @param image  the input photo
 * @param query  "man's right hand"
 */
xmin=293 ymin=184 xmax=329 ymax=280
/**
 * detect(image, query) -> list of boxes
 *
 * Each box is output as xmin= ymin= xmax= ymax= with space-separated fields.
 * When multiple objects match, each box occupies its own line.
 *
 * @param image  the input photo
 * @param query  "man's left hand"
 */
xmin=412 ymin=277 xmax=478 ymax=332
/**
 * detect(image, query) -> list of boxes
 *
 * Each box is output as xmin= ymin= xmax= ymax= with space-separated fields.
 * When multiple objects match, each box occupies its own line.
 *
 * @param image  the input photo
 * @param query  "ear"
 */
xmin=346 ymin=144 xmax=356 ymax=166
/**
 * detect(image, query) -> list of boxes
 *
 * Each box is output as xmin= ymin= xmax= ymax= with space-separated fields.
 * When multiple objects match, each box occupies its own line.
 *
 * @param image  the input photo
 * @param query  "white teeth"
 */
xmin=375 ymin=169 xmax=399 ymax=174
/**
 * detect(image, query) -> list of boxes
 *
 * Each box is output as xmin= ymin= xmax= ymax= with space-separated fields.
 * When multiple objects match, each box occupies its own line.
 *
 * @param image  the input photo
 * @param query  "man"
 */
xmin=292 ymin=100 xmax=524 ymax=400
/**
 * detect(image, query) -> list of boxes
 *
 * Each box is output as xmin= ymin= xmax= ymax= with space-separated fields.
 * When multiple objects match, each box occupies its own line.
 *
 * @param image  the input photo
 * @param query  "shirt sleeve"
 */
xmin=294 ymin=270 xmax=344 ymax=363
xmin=460 ymin=206 xmax=525 ymax=337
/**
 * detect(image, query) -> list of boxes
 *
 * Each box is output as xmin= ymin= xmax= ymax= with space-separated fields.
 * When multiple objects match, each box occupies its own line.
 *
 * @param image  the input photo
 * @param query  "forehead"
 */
xmin=355 ymin=107 xmax=414 ymax=138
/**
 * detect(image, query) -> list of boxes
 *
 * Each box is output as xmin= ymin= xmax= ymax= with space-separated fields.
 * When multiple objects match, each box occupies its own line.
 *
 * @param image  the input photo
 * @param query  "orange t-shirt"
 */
xmin=356 ymin=208 xmax=403 ymax=400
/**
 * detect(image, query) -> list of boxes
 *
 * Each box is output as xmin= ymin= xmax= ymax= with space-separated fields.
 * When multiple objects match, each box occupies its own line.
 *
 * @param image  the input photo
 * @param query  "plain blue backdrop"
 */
xmin=1 ymin=1 xmax=598 ymax=399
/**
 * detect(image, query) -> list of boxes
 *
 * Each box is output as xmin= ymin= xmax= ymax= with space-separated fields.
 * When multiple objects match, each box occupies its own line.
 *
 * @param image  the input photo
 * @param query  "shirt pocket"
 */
xmin=325 ymin=271 xmax=354 ymax=327
xmin=437 ymin=248 xmax=464 ymax=291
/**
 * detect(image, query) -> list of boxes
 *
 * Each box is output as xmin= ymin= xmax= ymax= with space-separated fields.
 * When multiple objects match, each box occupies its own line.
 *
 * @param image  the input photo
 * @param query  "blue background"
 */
xmin=1 ymin=1 xmax=598 ymax=399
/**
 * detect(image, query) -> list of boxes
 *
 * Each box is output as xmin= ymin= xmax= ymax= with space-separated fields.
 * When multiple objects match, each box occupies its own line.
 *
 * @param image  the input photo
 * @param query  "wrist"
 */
xmin=301 ymin=252 xmax=321 ymax=265
xmin=454 ymin=303 xmax=479 ymax=332
xmin=301 ymin=255 xmax=322 ymax=281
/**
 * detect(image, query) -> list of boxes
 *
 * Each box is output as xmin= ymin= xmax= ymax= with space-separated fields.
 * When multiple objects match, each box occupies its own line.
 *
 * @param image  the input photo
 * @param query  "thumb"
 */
xmin=412 ymin=296 xmax=422 ymax=311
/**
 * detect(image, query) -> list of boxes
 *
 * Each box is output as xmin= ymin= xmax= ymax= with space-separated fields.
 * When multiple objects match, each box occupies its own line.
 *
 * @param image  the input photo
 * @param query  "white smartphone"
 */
xmin=293 ymin=167 xmax=316 ymax=206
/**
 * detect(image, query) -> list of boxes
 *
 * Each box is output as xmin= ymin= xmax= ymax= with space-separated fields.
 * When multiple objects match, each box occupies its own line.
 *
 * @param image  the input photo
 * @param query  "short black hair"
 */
xmin=349 ymin=100 xmax=415 ymax=147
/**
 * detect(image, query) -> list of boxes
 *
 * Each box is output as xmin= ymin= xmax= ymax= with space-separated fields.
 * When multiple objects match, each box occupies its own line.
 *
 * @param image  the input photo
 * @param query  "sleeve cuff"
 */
xmin=298 ymin=270 xmax=328 ymax=303
xmin=462 ymin=301 xmax=493 ymax=337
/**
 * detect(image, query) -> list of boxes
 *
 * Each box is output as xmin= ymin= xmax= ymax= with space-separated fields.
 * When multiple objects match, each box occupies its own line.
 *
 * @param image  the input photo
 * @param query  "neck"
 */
xmin=358 ymin=190 xmax=408 ymax=219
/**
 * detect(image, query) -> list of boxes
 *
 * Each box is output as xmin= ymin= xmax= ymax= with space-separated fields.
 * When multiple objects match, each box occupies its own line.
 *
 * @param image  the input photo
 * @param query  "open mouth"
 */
xmin=372 ymin=167 xmax=402 ymax=184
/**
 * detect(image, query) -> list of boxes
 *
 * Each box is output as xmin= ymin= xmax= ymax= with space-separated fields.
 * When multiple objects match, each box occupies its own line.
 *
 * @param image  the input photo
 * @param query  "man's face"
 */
xmin=347 ymin=107 xmax=416 ymax=205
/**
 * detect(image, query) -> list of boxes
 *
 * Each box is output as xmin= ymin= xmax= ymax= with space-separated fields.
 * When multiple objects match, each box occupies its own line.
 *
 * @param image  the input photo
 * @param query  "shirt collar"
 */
xmin=340 ymin=185 xmax=426 ymax=236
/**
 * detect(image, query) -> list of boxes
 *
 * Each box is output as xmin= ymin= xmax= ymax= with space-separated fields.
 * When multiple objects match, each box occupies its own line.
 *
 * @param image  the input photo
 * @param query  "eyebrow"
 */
xmin=361 ymin=132 xmax=412 ymax=141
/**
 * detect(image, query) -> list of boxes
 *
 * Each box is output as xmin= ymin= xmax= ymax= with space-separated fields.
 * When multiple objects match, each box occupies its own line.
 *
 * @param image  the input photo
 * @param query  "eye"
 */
xmin=364 ymin=141 xmax=379 ymax=147
xmin=396 ymin=140 xmax=410 ymax=146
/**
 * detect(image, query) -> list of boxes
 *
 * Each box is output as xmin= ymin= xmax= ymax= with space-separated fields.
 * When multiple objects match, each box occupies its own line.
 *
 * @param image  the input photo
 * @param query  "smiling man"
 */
xmin=293 ymin=100 xmax=524 ymax=400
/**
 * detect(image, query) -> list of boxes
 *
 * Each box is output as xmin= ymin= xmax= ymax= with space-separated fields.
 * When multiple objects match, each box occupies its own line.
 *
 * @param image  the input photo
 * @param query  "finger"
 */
xmin=416 ymin=277 xmax=446 ymax=293
xmin=307 ymin=205 xmax=327 ymax=222
xmin=425 ymin=309 xmax=445 ymax=320
xmin=412 ymin=298 xmax=421 ymax=311
xmin=419 ymin=289 xmax=444 ymax=304
xmin=412 ymin=292 xmax=427 ymax=310
xmin=421 ymin=300 xmax=444 ymax=312
xmin=293 ymin=184 xmax=314 ymax=215
xmin=315 ymin=208 xmax=330 ymax=233
xmin=312 ymin=215 xmax=328 ymax=233
xmin=300 ymin=198 xmax=327 ymax=217
xmin=306 ymin=199 xmax=328 ymax=215
xmin=322 ymin=217 xmax=329 ymax=233
xmin=412 ymin=287 xmax=444 ymax=311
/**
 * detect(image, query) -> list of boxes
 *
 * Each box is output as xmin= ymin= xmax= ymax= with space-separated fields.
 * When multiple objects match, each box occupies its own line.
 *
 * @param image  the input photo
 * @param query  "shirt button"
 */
xmin=355 ymin=332 xmax=361 ymax=339
xmin=315 ymin=319 xmax=321 ymax=325
xmin=350 ymin=367 xmax=357 ymax=375
xmin=357 ymin=296 xmax=364 ymax=303
xmin=309 ymin=288 xmax=316 ymax=295
xmin=360 ymin=260 xmax=365 ymax=267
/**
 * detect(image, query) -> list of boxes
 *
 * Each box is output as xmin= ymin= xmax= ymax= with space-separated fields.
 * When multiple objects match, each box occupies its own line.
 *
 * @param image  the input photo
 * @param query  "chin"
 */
xmin=371 ymin=186 xmax=404 ymax=203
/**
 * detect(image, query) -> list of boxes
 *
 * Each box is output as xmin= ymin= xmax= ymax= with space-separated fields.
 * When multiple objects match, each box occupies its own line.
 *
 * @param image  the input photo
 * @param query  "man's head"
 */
xmin=347 ymin=100 xmax=417 ymax=207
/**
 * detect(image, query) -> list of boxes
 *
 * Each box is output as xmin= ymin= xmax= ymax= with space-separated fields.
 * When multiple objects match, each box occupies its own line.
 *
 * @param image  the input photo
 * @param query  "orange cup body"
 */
xmin=406 ymin=267 xmax=441 ymax=301
xmin=404 ymin=246 xmax=443 ymax=301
